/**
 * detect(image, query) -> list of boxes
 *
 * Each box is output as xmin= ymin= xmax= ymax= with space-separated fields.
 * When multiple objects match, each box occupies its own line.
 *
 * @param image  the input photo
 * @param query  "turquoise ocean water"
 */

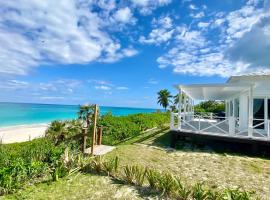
xmin=0 ymin=102 xmax=158 ymax=127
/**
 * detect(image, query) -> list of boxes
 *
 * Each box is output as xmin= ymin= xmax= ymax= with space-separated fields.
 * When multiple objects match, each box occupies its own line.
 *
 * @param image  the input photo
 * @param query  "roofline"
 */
xmin=174 ymin=83 xmax=252 ymax=90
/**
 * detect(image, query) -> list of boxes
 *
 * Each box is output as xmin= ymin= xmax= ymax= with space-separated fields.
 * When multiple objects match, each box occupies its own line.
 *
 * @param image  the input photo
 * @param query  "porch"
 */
xmin=171 ymin=81 xmax=270 ymax=142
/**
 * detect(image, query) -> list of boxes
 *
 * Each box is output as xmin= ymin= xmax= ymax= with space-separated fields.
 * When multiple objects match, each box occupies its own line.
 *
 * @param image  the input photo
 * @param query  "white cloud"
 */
xmin=148 ymin=78 xmax=158 ymax=84
xmin=114 ymin=7 xmax=133 ymax=23
xmin=116 ymin=86 xmax=129 ymax=90
xmin=131 ymin=0 xmax=172 ymax=15
xmin=94 ymin=85 xmax=111 ymax=91
xmin=198 ymin=22 xmax=210 ymax=28
xmin=226 ymin=7 xmax=270 ymax=71
xmin=156 ymin=0 xmax=270 ymax=77
xmin=0 ymin=0 xmax=138 ymax=75
xmin=139 ymin=16 xmax=174 ymax=44
xmin=190 ymin=11 xmax=205 ymax=19
xmin=189 ymin=4 xmax=198 ymax=10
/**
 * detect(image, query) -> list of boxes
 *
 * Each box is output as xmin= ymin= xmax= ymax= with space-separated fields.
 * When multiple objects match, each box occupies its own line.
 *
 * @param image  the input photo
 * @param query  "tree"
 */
xmin=157 ymin=89 xmax=172 ymax=111
xmin=78 ymin=104 xmax=96 ymax=128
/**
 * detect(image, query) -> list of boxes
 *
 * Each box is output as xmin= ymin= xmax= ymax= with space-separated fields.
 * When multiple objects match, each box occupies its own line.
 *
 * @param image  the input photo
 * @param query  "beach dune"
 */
xmin=0 ymin=124 xmax=48 ymax=144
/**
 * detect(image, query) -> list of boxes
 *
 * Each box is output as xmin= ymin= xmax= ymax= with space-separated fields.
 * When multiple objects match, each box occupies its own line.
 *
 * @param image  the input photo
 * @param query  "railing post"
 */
xmin=268 ymin=120 xmax=270 ymax=138
xmin=198 ymin=116 xmax=201 ymax=132
xmin=170 ymin=112 xmax=174 ymax=130
xmin=229 ymin=116 xmax=235 ymax=135
xmin=210 ymin=113 xmax=213 ymax=120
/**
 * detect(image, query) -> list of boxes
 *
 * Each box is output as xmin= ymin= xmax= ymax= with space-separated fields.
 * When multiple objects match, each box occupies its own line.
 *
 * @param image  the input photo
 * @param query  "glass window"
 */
xmin=253 ymin=98 xmax=264 ymax=129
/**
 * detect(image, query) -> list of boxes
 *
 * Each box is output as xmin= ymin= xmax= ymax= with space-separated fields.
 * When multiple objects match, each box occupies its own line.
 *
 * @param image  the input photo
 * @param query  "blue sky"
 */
xmin=0 ymin=0 xmax=269 ymax=108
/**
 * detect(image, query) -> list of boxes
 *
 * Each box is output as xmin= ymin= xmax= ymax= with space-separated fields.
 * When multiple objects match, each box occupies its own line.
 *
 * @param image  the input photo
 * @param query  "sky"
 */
xmin=0 ymin=0 xmax=270 ymax=108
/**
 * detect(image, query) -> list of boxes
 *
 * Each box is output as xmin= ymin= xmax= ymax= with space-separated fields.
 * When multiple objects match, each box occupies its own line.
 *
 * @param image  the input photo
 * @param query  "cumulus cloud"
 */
xmin=225 ymin=1 xmax=270 ymax=71
xmin=114 ymin=7 xmax=134 ymax=23
xmin=131 ymin=0 xmax=171 ymax=15
xmin=156 ymin=0 xmax=270 ymax=77
xmin=0 ymin=0 xmax=138 ymax=76
xmin=139 ymin=16 xmax=174 ymax=44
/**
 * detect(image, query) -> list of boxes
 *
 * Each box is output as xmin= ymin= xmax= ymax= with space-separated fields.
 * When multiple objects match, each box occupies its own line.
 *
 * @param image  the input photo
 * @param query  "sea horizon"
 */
xmin=0 ymin=102 xmax=162 ymax=127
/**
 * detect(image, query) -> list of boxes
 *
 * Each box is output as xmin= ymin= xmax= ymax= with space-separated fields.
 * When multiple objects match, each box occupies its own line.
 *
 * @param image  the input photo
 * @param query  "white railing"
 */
xmin=170 ymin=112 xmax=270 ymax=140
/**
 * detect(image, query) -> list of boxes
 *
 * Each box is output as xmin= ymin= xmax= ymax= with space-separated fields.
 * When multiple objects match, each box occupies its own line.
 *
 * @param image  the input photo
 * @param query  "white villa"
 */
xmin=170 ymin=73 xmax=270 ymax=141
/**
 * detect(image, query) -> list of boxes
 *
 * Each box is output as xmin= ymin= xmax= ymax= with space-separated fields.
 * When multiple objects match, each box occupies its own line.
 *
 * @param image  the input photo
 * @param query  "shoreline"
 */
xmin=0 ymin=123 xmax=49 ymax=144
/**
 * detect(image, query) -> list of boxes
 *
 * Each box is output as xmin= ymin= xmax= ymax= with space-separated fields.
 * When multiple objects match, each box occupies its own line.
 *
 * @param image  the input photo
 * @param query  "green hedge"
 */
xmin=98 ymin=112 xmax=170 ymax=145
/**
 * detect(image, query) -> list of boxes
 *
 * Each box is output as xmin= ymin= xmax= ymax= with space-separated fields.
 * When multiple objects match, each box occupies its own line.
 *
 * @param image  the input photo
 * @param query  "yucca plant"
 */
xmin=102 ymin=156 xmax=120 ymax=177
xmin=92 ymin=156 xmax=104 ymax=174
xmin=123 ymin=165 xmax=136 ymax=184
xmin=145 ymin=168 xmax=161 ymax=190
xmin=157 ymin=172 xmax=178 ymax=196
xmin=206 ymin=189 xmax=223 ymax=200
xmin=223 ymin=188 xmax=253 ymax=200
xmin=175 ymin=176 xmax=191 ymax=200
xmin=133 ymin=165 xmax=146 ymax=186
xmin=192 ymin=182 xmax=209 ymax=200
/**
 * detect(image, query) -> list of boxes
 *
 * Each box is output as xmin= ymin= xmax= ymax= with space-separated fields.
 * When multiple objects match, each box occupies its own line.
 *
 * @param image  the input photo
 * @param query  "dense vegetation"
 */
xmin=0 ymin=111 xmax=258 ymax=199
xmin=194 ymin=100 xmax=225 ymax=114
xmin=0 ymin=112 xmax=169 ymax=195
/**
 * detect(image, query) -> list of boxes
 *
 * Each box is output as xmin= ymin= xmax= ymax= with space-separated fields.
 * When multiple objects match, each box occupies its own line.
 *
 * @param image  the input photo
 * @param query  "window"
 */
xmin=253 ymin=99 xmax=264 ymax=129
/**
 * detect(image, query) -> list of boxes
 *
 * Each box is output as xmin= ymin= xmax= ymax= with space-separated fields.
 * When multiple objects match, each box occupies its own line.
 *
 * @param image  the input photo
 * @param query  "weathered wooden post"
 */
xmin=97 ymin=127 xmax=103 ymax=145
xmin=82 ymin=127 xmax=87 ymax=153
xmin=91 ymin=104 xmax=98 ymax=155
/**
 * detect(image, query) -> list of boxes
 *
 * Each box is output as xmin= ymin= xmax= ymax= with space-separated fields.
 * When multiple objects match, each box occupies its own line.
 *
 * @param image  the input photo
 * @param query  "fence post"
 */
xmin=97 ymin=127 xmax=103 ymax=145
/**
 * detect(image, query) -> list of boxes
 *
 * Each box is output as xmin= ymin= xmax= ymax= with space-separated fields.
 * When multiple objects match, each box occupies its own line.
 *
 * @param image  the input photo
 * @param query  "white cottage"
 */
xmin=170 ymin=73 xmax=270 ymax=141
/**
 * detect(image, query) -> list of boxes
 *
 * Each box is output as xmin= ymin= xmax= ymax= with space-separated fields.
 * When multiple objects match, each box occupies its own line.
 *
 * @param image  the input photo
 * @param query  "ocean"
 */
xmin=0 ymin=102 xmax=159 ymax=127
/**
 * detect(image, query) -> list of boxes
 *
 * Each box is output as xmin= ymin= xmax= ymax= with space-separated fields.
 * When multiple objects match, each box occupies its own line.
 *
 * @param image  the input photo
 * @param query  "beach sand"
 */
xmin=0 ymin=124 xmax=49 ymax=144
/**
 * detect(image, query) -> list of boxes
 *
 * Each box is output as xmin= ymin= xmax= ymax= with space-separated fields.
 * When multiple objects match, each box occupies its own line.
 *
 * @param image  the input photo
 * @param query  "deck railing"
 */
xmin=170 ymin=112 xmax=270 ymax=140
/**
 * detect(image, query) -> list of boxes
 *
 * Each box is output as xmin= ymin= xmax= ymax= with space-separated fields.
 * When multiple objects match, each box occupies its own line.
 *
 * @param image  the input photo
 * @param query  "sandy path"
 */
xmin=0 ymin=124 xmax=49 ymax=144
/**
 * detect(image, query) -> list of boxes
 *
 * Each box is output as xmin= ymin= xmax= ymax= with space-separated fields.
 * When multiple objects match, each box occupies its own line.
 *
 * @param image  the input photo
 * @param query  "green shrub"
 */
xmin=99 ymin=112 xmax=170 ymax=145
xmin=103 ymin=156 xmax=120 ymax=176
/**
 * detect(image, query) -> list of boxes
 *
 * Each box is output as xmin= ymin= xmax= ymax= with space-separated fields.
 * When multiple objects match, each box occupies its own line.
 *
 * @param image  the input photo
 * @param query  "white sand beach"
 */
xmin=0 ymin=124 xmax=49 ymax=144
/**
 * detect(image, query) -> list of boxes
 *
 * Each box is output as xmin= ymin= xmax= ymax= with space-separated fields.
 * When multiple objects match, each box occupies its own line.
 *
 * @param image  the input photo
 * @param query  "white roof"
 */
xmin=228 ymin=72 xmax=270 ymax=83
xmin=175 ymin=73 xmax=270 ymax=100
xmin=176 ymin=83 xmax=251 ymax=100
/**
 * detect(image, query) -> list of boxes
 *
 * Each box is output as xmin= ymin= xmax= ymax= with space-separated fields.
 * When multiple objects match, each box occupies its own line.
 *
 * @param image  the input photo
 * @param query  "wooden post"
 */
xmin=91 ymin=104 xmax=98 ymax=155
xmin=82 ymin=128 xmax=87 ymax=153
xmin=97 ymin=127 xmax=102 ymax=145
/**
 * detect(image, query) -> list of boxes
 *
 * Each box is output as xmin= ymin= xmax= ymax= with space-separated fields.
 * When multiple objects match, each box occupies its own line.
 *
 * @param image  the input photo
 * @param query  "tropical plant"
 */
xmin=157 ymin=89 xmax=172 ymax=111
xmin=103 ymin=156 xmax=120 ymax=176
xmin=78 ymin=104 xmax=98 ymax=128
xmin=145 ymin=168 xmax=161 ymax=190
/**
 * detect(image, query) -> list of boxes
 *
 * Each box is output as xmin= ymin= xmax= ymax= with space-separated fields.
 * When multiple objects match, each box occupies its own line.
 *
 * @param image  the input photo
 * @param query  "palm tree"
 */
xmin=78 ymin=104 xmax=95 ymax=128
xmin=157 ymin=89 xmax=172 ymax=111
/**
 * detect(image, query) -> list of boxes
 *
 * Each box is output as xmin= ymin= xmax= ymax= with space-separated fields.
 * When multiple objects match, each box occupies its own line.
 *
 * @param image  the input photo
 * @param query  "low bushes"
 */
xmin=45 ymin=112 xmax=170 ymax=146
xmin=0 ymin=139 xmax=66 ymax=195
xmin=99 ymin=112 xmax=170 ymax=145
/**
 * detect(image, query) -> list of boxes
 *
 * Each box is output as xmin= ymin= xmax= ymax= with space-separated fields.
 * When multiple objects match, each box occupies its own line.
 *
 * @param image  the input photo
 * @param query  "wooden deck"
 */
xmin=84 ymin=145 xmax=115 ymax=156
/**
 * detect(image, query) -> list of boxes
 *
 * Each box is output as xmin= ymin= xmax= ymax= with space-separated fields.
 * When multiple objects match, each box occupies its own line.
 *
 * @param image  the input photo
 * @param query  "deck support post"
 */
xmin=248 ymin=85 xmax=254 ymax=137
xmin=183 ymin=92 xmax=187 ymax=122
xmin=178 ymin=89 xmax=182 ymax=130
